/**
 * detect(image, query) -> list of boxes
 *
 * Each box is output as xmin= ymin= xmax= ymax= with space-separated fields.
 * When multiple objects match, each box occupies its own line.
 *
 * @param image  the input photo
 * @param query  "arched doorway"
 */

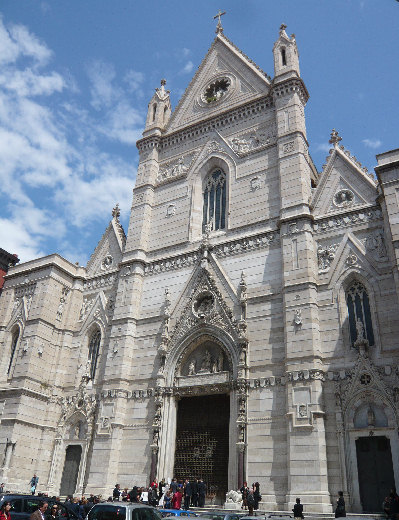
xmin=60 ymin=445 xmax=83 ymax=496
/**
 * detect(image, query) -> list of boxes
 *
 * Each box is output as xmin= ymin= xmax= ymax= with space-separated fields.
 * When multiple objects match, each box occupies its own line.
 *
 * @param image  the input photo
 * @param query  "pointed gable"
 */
xmin=166 ymin=32 xmax=271 ymax=134
xmin=86 ymin=210 xmax=126 ymax=277
xmin=312 ymin=134 xmax=377 ymax=217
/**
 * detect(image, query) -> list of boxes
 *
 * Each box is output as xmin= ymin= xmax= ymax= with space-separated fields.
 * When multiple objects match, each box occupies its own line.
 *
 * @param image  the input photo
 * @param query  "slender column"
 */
xmin=3 ymin=441 xmax=15 ymax=468
xmin=150 ymin=447 xmax=158 ymax=483
xmin=48 ymin=438 xmax=62 ymax=489
xmin=237 ymin=444 xmax=245 ymax=489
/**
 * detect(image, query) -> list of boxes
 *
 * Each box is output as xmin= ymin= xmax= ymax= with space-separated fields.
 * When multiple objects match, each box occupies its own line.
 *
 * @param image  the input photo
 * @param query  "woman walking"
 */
xmin=335 ymin=491 xmax=346 ymax=518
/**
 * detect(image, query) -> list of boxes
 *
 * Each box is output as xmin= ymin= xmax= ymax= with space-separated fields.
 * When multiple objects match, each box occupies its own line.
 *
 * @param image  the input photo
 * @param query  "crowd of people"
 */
xmin=112 ymin=478 xmax=207 ymax=510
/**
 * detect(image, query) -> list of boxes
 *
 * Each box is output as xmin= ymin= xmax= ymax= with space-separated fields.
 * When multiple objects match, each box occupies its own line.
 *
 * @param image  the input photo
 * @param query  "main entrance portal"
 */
xmin=356 ymin=436 xmax=395 ymax=512
xmin=174 ymin=394 xmax=230 ymax=503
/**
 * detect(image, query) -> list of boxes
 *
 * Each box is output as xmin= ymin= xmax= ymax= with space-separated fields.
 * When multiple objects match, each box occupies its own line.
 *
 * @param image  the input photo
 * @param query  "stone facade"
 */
xmin=0 ymin=24 xmax=399 ymax=513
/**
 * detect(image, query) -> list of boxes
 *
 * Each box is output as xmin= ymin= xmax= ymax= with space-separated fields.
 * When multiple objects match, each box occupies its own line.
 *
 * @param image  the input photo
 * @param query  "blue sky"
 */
xmin=0 ymin=0 xmax=398 ymax=264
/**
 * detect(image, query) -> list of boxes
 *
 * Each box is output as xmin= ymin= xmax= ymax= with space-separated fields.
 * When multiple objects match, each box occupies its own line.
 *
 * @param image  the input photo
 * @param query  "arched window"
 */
xmin=88 ymin=330 xmax=101 ymax=380
xmin=202 ymin=169 xmax=226 ymax=233
xmin=8 ymin=327 xmax=19 ymax=375
xmin=281 ymin=48 xmax=287 ymax=66
xmin=346 ymin=281 xmax=375 ymax=347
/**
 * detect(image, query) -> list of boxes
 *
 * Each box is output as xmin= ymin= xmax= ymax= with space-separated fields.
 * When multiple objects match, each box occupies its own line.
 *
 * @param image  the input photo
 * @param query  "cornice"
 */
xmin=136 ymin=95 xmax=274 ymax=154
xmin=271 ymin=77 xmax=309 ymax=105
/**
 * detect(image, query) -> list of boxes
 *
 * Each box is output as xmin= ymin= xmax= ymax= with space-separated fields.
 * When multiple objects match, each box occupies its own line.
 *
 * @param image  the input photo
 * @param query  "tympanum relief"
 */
xmin=181 ymin=342 xmax=227 ymax=377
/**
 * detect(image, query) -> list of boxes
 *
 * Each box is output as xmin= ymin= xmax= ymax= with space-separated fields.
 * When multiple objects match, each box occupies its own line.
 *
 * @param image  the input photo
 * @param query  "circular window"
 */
xmin=192 ymin=291 xmax=215 ymax=318
xmin=333 ymin=189 xmax=354 ymax=208
xmin=201 ymin=77 xmax=231 ymax=104
xmin=101 ymin=255 xmax=113 ymax=270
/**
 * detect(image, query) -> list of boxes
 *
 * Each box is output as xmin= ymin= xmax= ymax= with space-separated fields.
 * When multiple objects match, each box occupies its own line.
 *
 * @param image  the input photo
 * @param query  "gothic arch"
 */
xmin=189 ymin=152 xmax=236 ymax=241
xmin=163 ymin=324 xmax=240 ymax=387
xmin=334 ymin=270 xmax=381 ymax=355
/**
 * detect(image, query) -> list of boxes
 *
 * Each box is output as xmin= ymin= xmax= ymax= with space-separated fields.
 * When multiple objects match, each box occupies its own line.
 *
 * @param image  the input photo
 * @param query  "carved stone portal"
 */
xmin=180 ymin=340 xmax=227 ymax=377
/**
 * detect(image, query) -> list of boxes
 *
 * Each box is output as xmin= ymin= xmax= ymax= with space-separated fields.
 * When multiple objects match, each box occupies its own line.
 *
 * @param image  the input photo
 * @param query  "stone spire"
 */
xmin=273 ymin=23 xmax=300 ymax=78
xmin=112 ymin=203 xmax=120 ymax=221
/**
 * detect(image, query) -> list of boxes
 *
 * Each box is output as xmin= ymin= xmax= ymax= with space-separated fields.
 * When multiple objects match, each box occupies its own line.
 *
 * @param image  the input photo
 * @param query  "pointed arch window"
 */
xmin=346 ymin=281 xmax=375 ymax=347
xmin=202 ymin=169 xmax=226 ymax=232
xmin=88 ymin=329 xmax=101 ymax=380
xmin=8 ymin=327 xmax=19 ymax=375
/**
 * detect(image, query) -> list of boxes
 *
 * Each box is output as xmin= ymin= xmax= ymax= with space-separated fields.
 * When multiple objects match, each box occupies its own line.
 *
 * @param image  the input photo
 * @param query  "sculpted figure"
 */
xmin=188 ymin=360 xmax=196 ymax=376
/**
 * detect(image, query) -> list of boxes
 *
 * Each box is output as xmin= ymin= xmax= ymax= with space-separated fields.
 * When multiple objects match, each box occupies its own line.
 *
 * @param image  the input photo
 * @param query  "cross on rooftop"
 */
xmin=214 ymin=10 xmax=226 ymax=33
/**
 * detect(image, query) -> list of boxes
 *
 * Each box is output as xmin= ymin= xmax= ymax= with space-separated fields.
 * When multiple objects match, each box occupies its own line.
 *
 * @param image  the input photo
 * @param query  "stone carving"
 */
xmin=56 ymin=287 xmax=70 ymax=321
xmin=250 ymin=176 xmax=262 ymax=191
xmin=188 ymin=360 xmax=196 ymax=375
xmin=367 ymin=405 xmax=376 ymax=427
xmin=282 ymin=141 xmax=295 ymax=154
xmin=205 ymin=140 xmax=224 ymax=155
xmin=286 ymin=369 xmax=325 ymax=382
xmin=200 ymin=350 xmax=212 ymax=373
xmin=145 ymin=251 xmax=200 ymax=276
xmin=313 ymin=207 xmax=382 ymax=233
xmin=101 ymin=255 xmax=113 ymax=270
xmin=293 ymin=309 xmax=302 ymax=327
xmin=230 ymin=125 xmax=277 ymax=157
xmin=166 ymin=204 xmax=176 ymax=217
xmin=158 ymin=156 xmax=190 ymax=184
xmin=83 ymin=273 xmax=116 ymax=290
xmin=193 ymin=292 xmax=214 ymax=318
xmin=333 ymin=189 xmax=354 ymax=208
xmin=317 ymin=243 xmax=338 ymax=271
xmin=14 ymin=282 xmax=36 ymax=300
xmin=106 ymin=294 xmax=115 ymax=314
xmin=213 ymin=231 xmax=277 ymax=258
xmin=79 ymin=296 xmax=95 ymax=321
xmin=225 ymin=490 xmax=242 ymax=505
xmin=345 ymin=253 xmax=359 ymax=268
xmin=298 ymin=405 xmax=307 ymax=418
xmin=365 ymin=231 xmax=387 ymax=259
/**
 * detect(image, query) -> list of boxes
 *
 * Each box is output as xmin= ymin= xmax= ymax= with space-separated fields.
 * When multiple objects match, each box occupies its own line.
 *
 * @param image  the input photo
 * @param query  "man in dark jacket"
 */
xmin=198 ymin=479 xmax=206 ymax=508
xmin=191 ymin=479 xmax=198 ymax=507
xmin=184 ymin=480 xmax=192 ymax=510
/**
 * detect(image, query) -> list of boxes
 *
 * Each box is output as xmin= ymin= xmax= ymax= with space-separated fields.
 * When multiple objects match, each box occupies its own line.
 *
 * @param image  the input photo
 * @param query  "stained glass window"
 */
xmin=346 ymin=281 xmax=375 ymax=347
xmin=202 ymin=169 xmax=226 ymax=232
xmin=88 ymin=329 xmax=101 ymax=380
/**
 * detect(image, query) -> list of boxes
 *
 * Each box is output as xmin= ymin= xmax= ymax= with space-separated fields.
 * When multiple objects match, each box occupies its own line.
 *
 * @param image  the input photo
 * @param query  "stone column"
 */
xmin=47 ymin=438 xmax=62 ymax=491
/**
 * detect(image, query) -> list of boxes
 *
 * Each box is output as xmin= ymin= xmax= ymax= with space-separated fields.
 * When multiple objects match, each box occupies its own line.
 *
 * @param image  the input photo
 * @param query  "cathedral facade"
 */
xmin=1 ymin=24 xmax=399 ymax=513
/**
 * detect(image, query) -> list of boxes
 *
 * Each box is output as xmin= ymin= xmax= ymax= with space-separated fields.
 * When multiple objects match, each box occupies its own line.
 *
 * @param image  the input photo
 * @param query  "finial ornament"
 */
xmin=112 ymin=203 xmax=120 ymax=220
xmin=213 ymin=9 xmax=226 ymax=34
xmin=280 ymin=23 xmax=287 ymax=32
xmin=329 ymin=129 xmax=342 ymax=146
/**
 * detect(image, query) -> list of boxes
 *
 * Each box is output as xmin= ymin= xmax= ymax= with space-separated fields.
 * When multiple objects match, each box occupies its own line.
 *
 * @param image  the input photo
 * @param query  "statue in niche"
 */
xmin=367 ymin=405 xmax=376 ymax=427
xmin=188 ymin=360 xmax=196 ymax=376
xmin=194 ymin=294 xmax=214 ymax=318
xmin=298 ymin=405 xmax=307 ymax=418
xmin=356 ymin=318 xmax=365 ymax=341
xmin=200 ymin=350 xmax=212 ymax=373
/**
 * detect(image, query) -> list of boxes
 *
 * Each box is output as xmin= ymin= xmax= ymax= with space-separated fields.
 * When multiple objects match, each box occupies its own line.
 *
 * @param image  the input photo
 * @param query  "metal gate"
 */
xmin=174 ymin=394 xmax=229 ymax=502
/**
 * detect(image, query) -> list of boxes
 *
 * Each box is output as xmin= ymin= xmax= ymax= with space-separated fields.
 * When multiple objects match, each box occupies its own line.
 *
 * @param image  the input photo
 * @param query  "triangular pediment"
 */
xmin=86 ymin=219 xmax=125 ymax=277
xmin=166 ymin=33 xmax=271 ymax=133
xmin=165 ymin=252 xmax=245 ymax=352
xmin=312 ymin=146 xmax=377 ymax=217
xmin=78 ymin=291 xmax=110 ymax=331
xmin=326 ymin=232 xmax=381 ymax=287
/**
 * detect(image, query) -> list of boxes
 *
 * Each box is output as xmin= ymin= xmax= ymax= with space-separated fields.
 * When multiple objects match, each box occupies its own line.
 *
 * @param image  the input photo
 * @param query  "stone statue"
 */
xmin=356 ymin=318 xmax=365 ymax=341
xmin=367 ymin=405 xmax=376 ymax=427
xmin=201 ymin=350 xmax=212 ymax=372
xmin=188 ymin=360 xmax=196 ymax=375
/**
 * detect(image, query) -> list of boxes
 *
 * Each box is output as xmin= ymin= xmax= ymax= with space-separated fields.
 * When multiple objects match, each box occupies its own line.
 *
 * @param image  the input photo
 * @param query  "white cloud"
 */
xmin=181 ymin=60 xmax=193 ymax=74
xmin=314 ymin=143 xmax=331 ymax=153
xmin=362 ymin=138 xmax=382 ymax=149
xmin=0 ymin=17 xmax=144 ymax=263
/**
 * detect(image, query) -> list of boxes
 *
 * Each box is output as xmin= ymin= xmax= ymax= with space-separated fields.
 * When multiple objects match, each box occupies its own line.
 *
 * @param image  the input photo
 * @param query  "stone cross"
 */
xmin=213 ymin=10 xmax=226 ymax=33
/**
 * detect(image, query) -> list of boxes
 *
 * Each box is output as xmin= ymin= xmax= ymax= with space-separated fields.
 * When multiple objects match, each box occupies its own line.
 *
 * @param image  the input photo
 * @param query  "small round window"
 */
xmin=202 ymin=77 xmax=230 ymax=104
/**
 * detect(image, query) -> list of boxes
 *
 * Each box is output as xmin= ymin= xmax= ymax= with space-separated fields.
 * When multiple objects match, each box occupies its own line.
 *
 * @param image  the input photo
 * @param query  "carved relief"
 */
xmin=83 ymin=272 xmax=116 ymax=291
xmin=282 ymin=141 xmax=295 ymax=154
xmin=213 ymin=231 xmax=277 ymax=258
xmin=101 ymin=255 xmax=113 ymax=270
xmin=229 ymin=124 xmax=277 ymax=157
xmin=364 ymin=231 xmax=387 ymax=260
xmin=250 ymin=176 xmax=262 ymax=191
xmin=166 ymin=203 xmax=176 ymax=217
xmin=157 ymin=153 xmax=196 ymax=184
xmin=317 ymin=243 xmax=339 ymax=271
xmin=333 ymin=189 xmax=354 ymax=208
xmin=313 ymin=207 xmax=382 ymax=233
xmin=79 ymin=296 xmax=95 ymax=321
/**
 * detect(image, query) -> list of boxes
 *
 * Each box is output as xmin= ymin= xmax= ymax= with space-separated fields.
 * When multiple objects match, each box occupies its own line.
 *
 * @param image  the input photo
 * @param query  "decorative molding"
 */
xmin=56 ymin=287 xmax=70 ymax=321
xmin=157 ymin=151 xmax=198 ymax=185
xmin=313 ymin=207 xmax=382 ymax=234
xmin=229 ymin=124 xmax=277 ymax=158
xmin=282 ymin=141 xmax=295 ymax=154
xmin=213 ymin=231 xmax=278 ymax=258
xmin=144 ymin=251 xmax=200 ymax=276
xmin=83 ymin=272 xmax=118 ymax=291
xmin=286 ymin=369 xmax=326 ymax=382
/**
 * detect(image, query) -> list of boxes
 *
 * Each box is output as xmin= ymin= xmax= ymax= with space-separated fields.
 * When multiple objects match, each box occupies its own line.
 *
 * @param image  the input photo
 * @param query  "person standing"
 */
xmin=30 ymin=474 xmax=39 ymax=495
xmin=253 ymin=482 xmax=261 ymax=510
xmin=183 ymin=480 xmax=192 ymax=510
xmin=0 ymin=502 xmax=11 ymax=520
xmin=335 ymin=491 xmax=346 ymax=518
xmin=293 ymin=498 xmax=304 ymax=520
xmin=113 ymin=484 xmax=121 ymax=501
xmin=0 ymin=484 xmax=4 ymax=494
xmin=198 ymin=479 xmax=206 ymax=508
xmin=191 ymin=479 xmax=198 ymax=507
xmin=246 ymin=490 xmax=255 ymax=516
xmin=30 ymin=501 xmax=48 ymax=520
xmin=240 ymin=482 xmax=249 ymax=510
xmin=159 ymin=479 xmax=166 ymax=501
xmin=46 ymin=505 xmax=59 ymax=520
